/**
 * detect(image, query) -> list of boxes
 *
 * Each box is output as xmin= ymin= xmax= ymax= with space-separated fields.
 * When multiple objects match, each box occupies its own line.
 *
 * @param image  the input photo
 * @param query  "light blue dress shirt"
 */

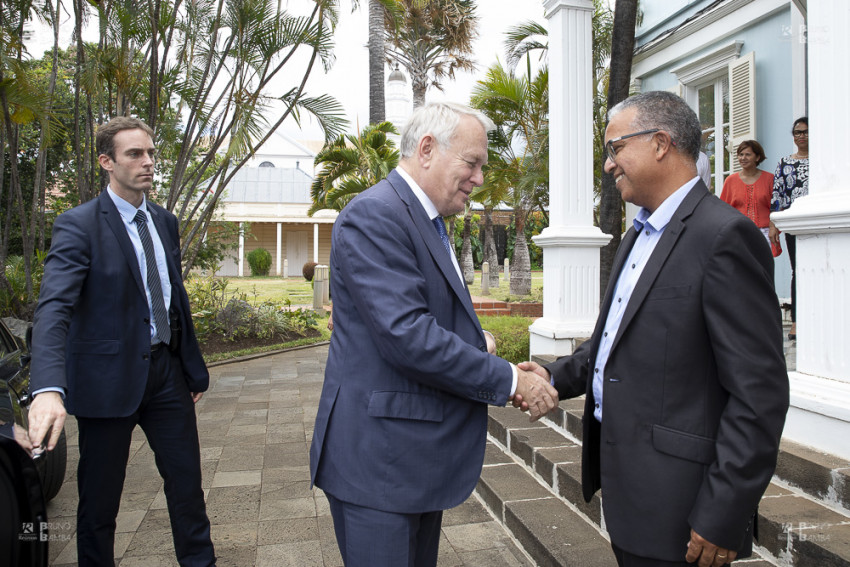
xmin=591 ymin=177 xmax=699 ymax=422
xmin=107 ymin=188 xmax=173 ymax=345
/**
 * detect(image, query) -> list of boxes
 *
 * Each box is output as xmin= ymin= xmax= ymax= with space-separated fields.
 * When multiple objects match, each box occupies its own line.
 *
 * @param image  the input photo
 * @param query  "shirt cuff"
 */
xmin=32 ymin=387 xmax=65 ymax=399
xmin=509 ymin=363 xmax=518 ymax=397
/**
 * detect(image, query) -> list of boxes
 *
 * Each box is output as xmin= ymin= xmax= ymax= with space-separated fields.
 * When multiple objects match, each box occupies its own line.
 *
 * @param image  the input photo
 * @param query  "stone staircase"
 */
xmin=475 ymin=401 xmax=850 ymax=567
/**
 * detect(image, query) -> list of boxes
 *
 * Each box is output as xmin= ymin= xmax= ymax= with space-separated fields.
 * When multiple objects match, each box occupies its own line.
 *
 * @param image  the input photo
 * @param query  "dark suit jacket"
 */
xmin=31 ymin=190 xmax=208 ymax=417
xmin=310 ymin=169 xmax=513 ymax=514
xmin=545 ymin=182 xmax=789 ymax=561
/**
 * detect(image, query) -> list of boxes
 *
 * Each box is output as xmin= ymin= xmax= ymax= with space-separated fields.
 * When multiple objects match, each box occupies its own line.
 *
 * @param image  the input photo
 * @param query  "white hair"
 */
xmin=399 ymin=102 xmax=495 ymax=158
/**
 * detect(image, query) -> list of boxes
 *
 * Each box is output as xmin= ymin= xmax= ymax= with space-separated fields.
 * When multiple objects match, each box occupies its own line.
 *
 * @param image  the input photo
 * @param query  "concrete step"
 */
xmin=481 ymin=405 xmax=850 ymax=567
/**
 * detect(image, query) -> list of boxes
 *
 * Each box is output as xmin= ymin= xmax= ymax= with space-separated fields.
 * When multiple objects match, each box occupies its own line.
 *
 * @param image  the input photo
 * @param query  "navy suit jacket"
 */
xmin=545 ymin=182 xmax=789 ymax=561
xmin=310 ymin=169 xmax=513 ymax=514
xmin=31 ymin=190 xmax=208 ymax=417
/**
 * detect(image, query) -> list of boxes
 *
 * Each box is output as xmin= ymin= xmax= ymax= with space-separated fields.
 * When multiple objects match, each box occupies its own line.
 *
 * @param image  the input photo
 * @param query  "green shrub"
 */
xmin=477 ymin=315 xmax=533 ymax=364
xmin=184 ymin=273 xmax=318 ymax=344
xmin=246 ymin=247 xmax=272 ymax=276
xmin=1 ymin=253 xmax=47 ymax=319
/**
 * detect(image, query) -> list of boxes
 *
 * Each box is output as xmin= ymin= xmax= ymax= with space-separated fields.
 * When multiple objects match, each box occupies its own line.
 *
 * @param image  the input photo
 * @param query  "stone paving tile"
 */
xmin=46 ymin=344 xmax=550 ymax=566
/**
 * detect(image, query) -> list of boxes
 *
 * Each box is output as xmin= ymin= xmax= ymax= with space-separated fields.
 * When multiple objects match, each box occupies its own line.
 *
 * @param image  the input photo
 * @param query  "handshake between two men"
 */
xmin=511 ymin=360 xmax=558 ymax=422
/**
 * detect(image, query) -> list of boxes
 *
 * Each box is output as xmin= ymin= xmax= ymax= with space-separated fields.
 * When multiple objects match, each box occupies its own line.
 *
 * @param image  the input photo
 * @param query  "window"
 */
xmin=696 ymin=78 xmax=730 ymax=194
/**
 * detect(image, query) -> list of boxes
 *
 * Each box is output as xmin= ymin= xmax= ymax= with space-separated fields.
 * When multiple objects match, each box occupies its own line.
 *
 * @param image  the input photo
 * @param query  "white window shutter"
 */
xmin=728 ymin=51 xmax=756 ymax=173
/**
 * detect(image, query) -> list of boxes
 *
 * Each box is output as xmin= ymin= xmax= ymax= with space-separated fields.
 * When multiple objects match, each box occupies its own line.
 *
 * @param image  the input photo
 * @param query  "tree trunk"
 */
xmin=483 ymin=207 xmax=499 ymax=286
xmin=510 ymin=209 xmax=531 ymax=296
xmin=461 ymin=208 xmax=474 ymax=284
xmin=368 ymin=0 xmax=385 ymax=124
xmin=599 ymin=0 xmax=638 ymax=299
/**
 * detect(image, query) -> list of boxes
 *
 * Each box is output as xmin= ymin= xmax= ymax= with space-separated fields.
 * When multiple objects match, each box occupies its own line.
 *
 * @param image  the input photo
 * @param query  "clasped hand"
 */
xmin=509 ymin=361 xmax=559 ymax=422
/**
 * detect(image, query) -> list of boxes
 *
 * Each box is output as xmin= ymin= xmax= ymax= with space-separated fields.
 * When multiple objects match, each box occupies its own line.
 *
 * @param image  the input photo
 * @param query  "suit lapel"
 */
xmin=609 ymin=183 xmax=707 ymax=354
xmin=387 ymin=171 xmax=480 ymax=327
xmin=100 ymin=191 xmax=146 ymax=298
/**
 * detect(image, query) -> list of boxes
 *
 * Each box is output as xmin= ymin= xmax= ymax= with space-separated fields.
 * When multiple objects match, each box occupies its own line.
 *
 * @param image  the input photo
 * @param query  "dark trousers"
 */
xmin=786 ymin=234 xmax=796 ymax=322
xmin=326 ymin=492 xmax=443 ymax=567
xmin=611 ymin=542 xmax=693 ymax=567
xmin=76 ymin=347 xmax=215 ymax=567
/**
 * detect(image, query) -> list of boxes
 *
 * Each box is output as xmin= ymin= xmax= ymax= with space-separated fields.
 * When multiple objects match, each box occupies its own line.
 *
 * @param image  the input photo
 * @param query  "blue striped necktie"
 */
xmin=432 ymin=216 xmax=452 ymax=256
xmin=134 ymin=209 xmax=171 ymax=345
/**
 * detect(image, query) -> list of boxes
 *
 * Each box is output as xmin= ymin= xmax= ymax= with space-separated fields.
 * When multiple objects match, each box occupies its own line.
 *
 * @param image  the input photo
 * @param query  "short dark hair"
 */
xmin=609 ymin=91 xmax=702 ymax=162
xmin=736 ymin=140 xmax=767 ymax=165
xmin=792 ymin=116 xmax=808 ymax=133
xmin=96 ymin=117 xmax=154 ymax=160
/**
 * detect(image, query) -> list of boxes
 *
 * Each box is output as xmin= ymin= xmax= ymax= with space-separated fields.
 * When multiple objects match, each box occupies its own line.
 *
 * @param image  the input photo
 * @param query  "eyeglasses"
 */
xmin=792 ymin=130 xmax=809 ymax=137
xmin=605 ymin=129 xmax=661 ymax=162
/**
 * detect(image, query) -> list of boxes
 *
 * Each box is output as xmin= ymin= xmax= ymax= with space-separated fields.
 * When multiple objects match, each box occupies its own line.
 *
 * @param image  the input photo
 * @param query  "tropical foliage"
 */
xmin=309 ymin=121 xmax=399 ymax=215
xmin=1 ymin=0 xmax=349 ymax=317
xmin=471 ymin=59 xmax=549 ymax=296
xmin=384 ymin=0 xmax=478 ymax=107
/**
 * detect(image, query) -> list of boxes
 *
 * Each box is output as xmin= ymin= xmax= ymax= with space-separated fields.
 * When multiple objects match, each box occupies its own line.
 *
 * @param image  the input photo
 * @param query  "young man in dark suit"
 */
xmin=519 ymin=91 xmax=789 ymax=566
xmin=28 ymin=117 xmax=216 ymax=566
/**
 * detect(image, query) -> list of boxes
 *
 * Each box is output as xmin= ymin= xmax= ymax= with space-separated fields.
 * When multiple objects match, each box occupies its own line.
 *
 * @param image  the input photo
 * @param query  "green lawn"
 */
xmin=223 ymin=270 xmax=543 ymax=304
xmin=223 ymin=276 xmax=316 ymax=305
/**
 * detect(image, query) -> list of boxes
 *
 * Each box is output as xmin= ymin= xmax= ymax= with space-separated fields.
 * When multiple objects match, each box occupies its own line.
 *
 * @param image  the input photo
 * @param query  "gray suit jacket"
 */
xmin=546 ymin=182 xmax=789 ymax=561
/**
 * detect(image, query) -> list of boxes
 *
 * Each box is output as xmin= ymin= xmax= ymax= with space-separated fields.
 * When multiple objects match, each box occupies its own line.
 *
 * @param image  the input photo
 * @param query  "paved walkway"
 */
xmin=45 ymin=344 xmax=535 ymax=566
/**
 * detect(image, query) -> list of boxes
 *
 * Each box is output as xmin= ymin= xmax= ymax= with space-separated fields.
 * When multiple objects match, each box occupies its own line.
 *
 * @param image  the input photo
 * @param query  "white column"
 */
xmin=276 ymin=223 xmax=282 ymax=276
xmin=529 ymin=0 xmax=611 ymax=357
xmin=313 ymin=223 xmax=319 ymax=262
xmin=238 ymin=222 xmax=245 ymax=278
xmin=771 ymin=0 xmax=850 ymax=460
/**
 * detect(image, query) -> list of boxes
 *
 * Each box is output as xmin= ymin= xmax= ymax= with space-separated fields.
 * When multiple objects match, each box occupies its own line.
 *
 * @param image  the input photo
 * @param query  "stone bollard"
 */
xmin=481 ymin=262 xmax=490 ymax=295
xmin=504 ymin=258 xmax=510 ymax=285
xmin=283 ymin=259 xmax=289 ymax=278
xmin=320 ymin=265 xmax=330 ymax=304
xmin=313 ymin=266 xmax=324 ymax=310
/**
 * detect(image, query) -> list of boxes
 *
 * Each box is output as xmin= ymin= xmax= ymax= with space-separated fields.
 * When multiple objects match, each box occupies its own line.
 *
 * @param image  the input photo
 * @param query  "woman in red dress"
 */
xmin=720 ymin=140 xmax=775 ymax=246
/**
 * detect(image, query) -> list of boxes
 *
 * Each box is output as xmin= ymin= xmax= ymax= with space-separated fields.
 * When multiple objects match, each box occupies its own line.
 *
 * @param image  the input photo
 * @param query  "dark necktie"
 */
xmin=432 ymin=216 xmax=452 ymax=256
xmin=134 ymin=209 xmax=171 ymax=345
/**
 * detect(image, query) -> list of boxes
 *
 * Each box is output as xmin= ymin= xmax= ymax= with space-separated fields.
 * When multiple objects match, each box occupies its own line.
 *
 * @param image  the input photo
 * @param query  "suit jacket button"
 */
xmin=144 ymin=318 xmax=150 ymax=324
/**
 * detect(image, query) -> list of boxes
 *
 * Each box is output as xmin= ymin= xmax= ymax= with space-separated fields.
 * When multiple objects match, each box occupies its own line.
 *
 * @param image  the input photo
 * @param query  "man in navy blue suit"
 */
xmin=310 ymin=102 xmax=559 ymax=566
xmin=28 ymin=117 xmax=216 ymax=566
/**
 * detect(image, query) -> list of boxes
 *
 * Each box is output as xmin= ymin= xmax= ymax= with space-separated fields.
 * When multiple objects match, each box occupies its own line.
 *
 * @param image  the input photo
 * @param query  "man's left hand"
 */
xmin=685 ymin=529 xmax=736 ymax=566
xmin=191 ymin=392 xmax=203 ymax=403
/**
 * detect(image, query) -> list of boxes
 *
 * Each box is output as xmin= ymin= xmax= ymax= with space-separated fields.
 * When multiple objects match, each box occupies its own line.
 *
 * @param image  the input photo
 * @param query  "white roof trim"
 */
xmin=670 ymin=40 xmax=743 ymax=84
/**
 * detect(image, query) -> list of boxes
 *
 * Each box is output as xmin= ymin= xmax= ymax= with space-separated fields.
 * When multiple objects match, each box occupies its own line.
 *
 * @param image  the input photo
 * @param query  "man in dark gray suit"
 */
xmin=519 ymin=92 xmax=789 ymax=566
xmin=28 ymin=117 xmax=215 ymax=566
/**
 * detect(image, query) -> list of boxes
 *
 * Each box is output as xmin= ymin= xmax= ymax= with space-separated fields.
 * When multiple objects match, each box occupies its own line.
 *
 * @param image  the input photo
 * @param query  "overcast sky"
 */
xmin=28 ymin=0 xmax=548 ymax=141
xmin=288 ymin=0 xmax=547 ymax=139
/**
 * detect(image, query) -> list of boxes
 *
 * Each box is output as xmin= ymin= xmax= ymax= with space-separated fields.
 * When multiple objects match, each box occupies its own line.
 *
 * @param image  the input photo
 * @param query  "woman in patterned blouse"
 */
xmin=769 ymin=116 xmax=808 ymax=340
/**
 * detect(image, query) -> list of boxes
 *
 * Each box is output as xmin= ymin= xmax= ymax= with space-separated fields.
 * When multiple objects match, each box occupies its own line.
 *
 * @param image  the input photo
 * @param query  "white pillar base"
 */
xmin=530 ymin=225 xmax=610 ymax=357
xmin=784 ymin=372 xmax=850 ymax=461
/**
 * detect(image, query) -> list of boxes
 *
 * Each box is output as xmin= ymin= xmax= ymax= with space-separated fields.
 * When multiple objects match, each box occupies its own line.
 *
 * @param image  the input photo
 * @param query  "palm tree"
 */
xmin=309 ymin=121 xmax=399 ymax=215
xmin=471 ymin=61 xmax=549 ymax=296
xmin=460 ymin=207 xmax=474 ymax=283
xmin=599 ymin=0 xmax=638 ymax=297
xmin=383 ymin=0 xmax=478 ymax=108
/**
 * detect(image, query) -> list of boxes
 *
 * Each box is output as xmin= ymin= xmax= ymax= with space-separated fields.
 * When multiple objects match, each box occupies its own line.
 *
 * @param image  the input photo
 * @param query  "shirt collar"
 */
xmin=107 ymin=186 xmax=148 ymax=223
xmin=397 ymin=165 xmax=441 ymax=220
xmin=633 ymin=176 xmax=699 ymax=232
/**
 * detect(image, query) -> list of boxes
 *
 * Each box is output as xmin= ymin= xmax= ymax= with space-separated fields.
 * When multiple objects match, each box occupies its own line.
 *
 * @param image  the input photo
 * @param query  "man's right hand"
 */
xmin=514 ymin=365 xmax=558 ymax=422
xmin=27 ymin=391 xmax=67 ymax=452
